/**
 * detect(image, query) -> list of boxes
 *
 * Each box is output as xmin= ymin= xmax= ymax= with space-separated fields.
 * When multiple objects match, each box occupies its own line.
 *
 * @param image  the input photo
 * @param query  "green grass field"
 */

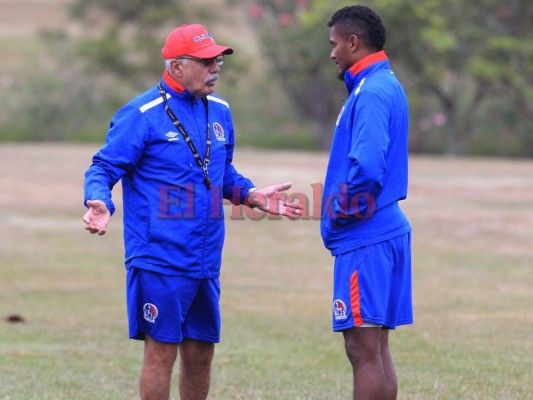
xmin=0 ymin=144 xmax=532 ymax=399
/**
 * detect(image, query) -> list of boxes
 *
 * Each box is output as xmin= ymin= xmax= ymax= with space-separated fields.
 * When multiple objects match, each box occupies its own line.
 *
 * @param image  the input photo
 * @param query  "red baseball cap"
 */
xmin=161 ymin=24 xmax=234 ymax=59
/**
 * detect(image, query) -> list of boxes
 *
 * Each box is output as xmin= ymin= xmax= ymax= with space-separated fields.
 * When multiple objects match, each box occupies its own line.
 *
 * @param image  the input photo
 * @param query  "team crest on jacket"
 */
xmin=212 ymin=122 xmax=226 ymax=141
xmin=143 ymin=303 xmax=159 ymax=323
xmin=333 ymin=299 xmax=348 ymax=320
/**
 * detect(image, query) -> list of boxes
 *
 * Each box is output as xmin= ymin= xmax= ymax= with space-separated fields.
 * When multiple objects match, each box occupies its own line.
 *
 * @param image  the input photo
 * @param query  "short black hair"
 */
xmin=327 ymin=5 xmax=386 ymax=51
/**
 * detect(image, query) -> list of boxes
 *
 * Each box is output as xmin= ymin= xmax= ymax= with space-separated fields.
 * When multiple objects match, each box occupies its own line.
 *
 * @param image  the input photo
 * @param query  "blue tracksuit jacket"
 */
xmin=84 ymin=75 xmax=255 ymax=278
xmin=321 ymin=51 xmax=411 ymax=255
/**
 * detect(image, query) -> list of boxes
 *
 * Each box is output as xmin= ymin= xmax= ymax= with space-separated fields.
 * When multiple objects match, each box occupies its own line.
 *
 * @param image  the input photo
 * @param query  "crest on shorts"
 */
xmin=333 ymin=299 xmax=347 ymax=321
xmin=143 ymin=303 xmax=159 ymax=323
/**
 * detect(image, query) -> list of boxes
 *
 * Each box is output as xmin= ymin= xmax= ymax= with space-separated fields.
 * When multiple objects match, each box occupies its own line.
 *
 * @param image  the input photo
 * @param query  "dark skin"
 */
xmin=329 ymin=24 xmax=397 ymax=400
xmin=329 ymin=25 xmax=373 ymax=79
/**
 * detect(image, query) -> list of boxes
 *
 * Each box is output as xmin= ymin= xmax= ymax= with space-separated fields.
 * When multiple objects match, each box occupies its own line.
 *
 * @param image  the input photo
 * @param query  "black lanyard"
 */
xmin=158 ymin=83 xmax=212 ymax=189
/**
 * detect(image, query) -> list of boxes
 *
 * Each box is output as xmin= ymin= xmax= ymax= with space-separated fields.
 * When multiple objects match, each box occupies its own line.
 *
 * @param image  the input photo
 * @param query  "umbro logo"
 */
xmin=165 ymin=131 xmax=179 ymax=141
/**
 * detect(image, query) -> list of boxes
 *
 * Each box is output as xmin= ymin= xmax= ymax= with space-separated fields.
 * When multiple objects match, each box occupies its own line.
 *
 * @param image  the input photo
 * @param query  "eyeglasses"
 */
xmin=177 ymin=55 xmax=224 ymax=67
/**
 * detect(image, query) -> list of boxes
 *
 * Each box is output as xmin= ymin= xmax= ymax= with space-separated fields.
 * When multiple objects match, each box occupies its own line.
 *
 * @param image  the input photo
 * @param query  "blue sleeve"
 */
xmin=220 ymin=108 xmax=255 ymax=205
xmin=84 ymin=105 xmax=148 ymax=214
xmin=332 ymin=91 xmax=389 ymax=224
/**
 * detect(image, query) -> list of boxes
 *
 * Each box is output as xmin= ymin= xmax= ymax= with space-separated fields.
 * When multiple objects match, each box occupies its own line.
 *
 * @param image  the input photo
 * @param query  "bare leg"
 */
xmin=178 ymin=339 xmax=215 ymax=400
xmin=140 ymin=335 xmax=178 ymax=400
xmin=380 ymin=329 xmax=398 ymax=400
xmin=343 ymin=327 xmax=386 ymax=400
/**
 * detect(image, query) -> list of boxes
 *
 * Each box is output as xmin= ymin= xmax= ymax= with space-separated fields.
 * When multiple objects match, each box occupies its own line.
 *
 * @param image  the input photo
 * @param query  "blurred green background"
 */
xmin=0 ymin=0 xmax=531 ymax=156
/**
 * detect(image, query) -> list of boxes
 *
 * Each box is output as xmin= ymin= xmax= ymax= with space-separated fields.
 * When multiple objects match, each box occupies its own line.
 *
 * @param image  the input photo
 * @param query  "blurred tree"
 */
xmin=379 ymin=0 xmax=532 ymax=155
xmin=67 ymin=0 xmax=209 ymax=90
xmin=241 ymin=0 xmax=345 ymax=148
xmin=243 ymin=0 xmax=533 ymax=155
xmin=1 ymin=0 xmax=531 ymax=156
xmin=0 ymin=0 xmax=234 ymax=142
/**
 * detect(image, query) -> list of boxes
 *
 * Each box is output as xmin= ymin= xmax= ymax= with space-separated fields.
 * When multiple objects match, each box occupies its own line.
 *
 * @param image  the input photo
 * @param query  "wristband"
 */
xmin=245 ymin=187 xmax=258 ymax=208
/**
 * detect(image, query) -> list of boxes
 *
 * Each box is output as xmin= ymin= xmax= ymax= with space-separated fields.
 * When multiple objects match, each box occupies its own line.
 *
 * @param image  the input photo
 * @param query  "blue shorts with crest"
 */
xmin=332 ymin=232 xmax=413 ymax=330
xmin=126 ymin=267 xmax=221 ymax=343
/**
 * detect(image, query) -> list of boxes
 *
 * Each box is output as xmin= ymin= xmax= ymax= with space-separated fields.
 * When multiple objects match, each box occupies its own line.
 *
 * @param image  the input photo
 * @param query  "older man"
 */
xmin=83 ymin=24 xmax=301 ymax=399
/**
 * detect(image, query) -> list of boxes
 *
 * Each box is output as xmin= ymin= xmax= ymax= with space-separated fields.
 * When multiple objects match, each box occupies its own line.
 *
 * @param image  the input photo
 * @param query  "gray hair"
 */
xmin=165 ymin=58 xmax=188 ymax=72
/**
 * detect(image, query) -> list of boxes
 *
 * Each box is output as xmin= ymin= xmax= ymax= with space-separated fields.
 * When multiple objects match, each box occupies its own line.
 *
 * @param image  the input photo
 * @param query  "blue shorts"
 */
xmin=126 ymin=267 xmax=221 ymax=343
xmin=332 ymin=232 xmax=413 ymax=330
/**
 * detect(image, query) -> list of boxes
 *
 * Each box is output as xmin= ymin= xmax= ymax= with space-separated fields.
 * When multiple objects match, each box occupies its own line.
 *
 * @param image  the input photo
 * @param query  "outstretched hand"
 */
xmin=246 ymin=182 xmax=303 ymax=219
xmin=83 ymin=200 xmax=111 ymax=235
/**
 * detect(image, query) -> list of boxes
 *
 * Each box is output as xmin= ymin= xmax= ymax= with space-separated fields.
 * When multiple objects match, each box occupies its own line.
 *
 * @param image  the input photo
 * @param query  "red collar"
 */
xmin=163 ymin=69 xmax=185 ymax=93
xmin=348 ymin=51 xmax=388 ymax=76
